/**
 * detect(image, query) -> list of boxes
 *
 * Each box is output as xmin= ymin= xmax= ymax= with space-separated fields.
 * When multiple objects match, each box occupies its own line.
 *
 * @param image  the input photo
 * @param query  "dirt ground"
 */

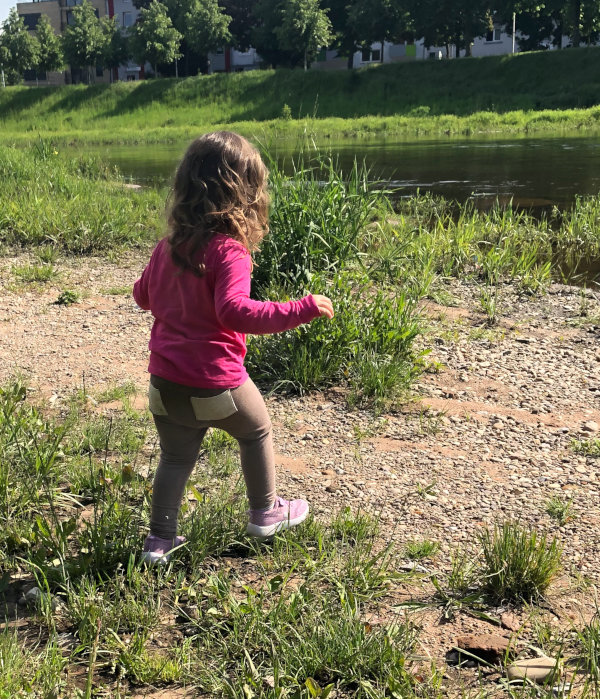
xmin=2 ymin=250 xmax=600 ymax=694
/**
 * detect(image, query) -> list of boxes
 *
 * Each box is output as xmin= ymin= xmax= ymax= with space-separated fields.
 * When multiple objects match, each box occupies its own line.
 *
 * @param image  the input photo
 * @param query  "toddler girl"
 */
xmin=133 ymin=131 xmax=334 ymax=564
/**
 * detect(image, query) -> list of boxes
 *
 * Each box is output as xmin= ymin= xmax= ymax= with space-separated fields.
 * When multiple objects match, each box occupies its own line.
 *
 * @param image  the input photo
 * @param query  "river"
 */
xmin=86 ymin=134 xmax=600 ymax=212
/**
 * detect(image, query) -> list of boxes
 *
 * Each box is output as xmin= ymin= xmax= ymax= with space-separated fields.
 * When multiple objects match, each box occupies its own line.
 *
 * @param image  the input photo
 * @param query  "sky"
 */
xmin=0 ymin=0 xmax=15 ymax=25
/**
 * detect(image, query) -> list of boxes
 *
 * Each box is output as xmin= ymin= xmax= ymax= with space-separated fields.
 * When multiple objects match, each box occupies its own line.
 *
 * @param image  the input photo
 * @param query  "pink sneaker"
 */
xmin=140 ymin=534 xmax=186 ymax=565
xmin=246 ymin=496 xmax=309 ymax=538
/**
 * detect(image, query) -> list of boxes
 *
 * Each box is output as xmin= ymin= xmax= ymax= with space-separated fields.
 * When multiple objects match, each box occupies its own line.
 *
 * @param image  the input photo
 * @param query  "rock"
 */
xmin=500 ymin=612 xmax=521 ymax=632
xmin=454 ymin=634 xmax=511 ymax=663
xmin=506 ymin=657 xmax=560 ymax=683
xmin=582 ymin=421 xmax=599 ymax=433
xmin=18 ymin=586 xmax=59 ymax=611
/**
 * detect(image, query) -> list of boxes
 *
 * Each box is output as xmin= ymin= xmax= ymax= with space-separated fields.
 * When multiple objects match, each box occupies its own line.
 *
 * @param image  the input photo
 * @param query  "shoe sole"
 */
xmin=246 ymin=507 xmax=309 ymax=539
xmin=140 ymin=551 xmax=171 ymax=565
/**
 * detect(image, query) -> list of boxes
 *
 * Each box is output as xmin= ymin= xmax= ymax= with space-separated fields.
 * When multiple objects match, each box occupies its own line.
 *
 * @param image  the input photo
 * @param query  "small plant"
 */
xmin=478 ymin=521 xmax=562 ymax=602
xmin=281 ymin=103 xmax=292 ymax=120
xmin=13 ymin=264 xmax=57 ymax=284
xmin=574 ymin=613 xmax=600 ymax=686
xmin=103 ymin=285 xmax=132 ymax=296
xmin=571 ymin=438 xmax=600 ymax=457
xmin=403 ymin=539 xmax=440 ymax=561
xmin=35 ymin=245 xmax=59 ymax=265
xmin=479 ymin=283 xmax=500 ymax=326
xmin=96 ymin=382 xmax=137 ymax=403
xmin=545 ymin=496 xmax=574 ymax=525
xmin=416 ymin=481 xmax=437 ymax=498
xmin=56 ymin=290 xmax=80 ymax=306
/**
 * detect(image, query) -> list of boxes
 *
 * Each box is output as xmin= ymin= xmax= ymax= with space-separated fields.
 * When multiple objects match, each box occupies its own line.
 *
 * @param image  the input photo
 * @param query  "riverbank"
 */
xmin=1 ymin=249 xmax=600 ymax=696
xmin=2 ymin=47 xmax=600 ymax=145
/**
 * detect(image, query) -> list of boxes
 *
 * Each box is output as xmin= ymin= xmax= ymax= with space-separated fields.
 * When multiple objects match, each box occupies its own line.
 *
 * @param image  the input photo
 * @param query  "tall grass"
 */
xmin=0 ymin=144 xmax=163 ymax=253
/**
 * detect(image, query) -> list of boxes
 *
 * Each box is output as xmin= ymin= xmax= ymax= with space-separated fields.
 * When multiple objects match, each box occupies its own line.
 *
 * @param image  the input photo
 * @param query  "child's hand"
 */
xmin=312 ymin=294 xmax=334 ymax=319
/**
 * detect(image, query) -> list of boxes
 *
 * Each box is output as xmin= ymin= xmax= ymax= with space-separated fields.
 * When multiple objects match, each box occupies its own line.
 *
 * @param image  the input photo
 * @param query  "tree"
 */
xmin=411 ymin=0 xmax=491 ymax=57
xmin=252 ymin=0 xmax=292 ymax=67
xmin=62 ymin=0 xmax=106 ymax=83
xmin=130 ymin=0 xmax=182 ymax=76
xmin=33 ymin=15 xmax=63 ymax=83
xmin=101 ymin=16 xmax=130 ymax=79
xmin=322 ymin=0 xmax=361 ymax=68
xmin=275 ymin=0 xmax=331 ymax=70
xmin=0 ymin=9 xmax=39 ymax=84
xmin=221 ymin=0 xmax=256 ymax=51
xmin=349 ymin=0 xmax=412 ymax=62
xmin=185 ymin=0 xmax=232 ymax=63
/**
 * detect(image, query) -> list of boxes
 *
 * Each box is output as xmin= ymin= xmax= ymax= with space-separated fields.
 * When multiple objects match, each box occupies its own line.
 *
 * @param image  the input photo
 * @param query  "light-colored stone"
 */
xmin=507 ymin=656 xmax=560 ymax=683
xmin=582 ymin=420 xmax=599 ymax=433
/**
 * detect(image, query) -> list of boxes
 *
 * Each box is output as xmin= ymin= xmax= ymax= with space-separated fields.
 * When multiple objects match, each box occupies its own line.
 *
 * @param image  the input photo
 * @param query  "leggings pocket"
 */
xmin=148 ymin=383 xmax=169 ymax=416
xmin=190 ymin=391 xmax=238 ymax=421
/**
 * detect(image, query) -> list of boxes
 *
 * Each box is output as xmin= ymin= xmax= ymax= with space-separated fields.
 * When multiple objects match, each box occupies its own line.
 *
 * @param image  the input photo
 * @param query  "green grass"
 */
xmin=571 ymin=438 xmax=600 ymax=457
xmin=478 ymin=521 xmax=562 ymax=602
xmin=545 ymin=496 xmax=575 ymax=526
xmin=2 ymin=48 xmax=600 ymax=145
xmin=0 ymin=379 xmax=430 ymax=696
xmin=403 ymin=539 xmax=440 ymax=561
xmin=0 ymin=145 xmax=163 ymax=253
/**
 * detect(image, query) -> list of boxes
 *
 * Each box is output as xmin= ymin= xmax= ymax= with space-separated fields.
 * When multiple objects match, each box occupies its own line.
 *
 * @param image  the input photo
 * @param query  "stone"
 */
xmin=500 ymin=612 xmax=521 ymax=632
xmin=506 ymin=656 xmax=560 ymax=683
xmin=582 ymin=421 xmax=599 ymax=433
xmin=454 ymin=634 xmax=511 ymax=662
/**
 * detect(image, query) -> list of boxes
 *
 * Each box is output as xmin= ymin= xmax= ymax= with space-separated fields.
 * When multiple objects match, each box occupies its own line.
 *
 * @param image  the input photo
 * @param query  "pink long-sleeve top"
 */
xmin=133 ymin=234 xmax=320 ymax=388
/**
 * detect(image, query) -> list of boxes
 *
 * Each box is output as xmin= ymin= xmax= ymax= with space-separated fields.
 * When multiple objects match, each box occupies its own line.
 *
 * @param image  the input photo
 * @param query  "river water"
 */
xmin=87 ymin=134 xmax=600 ymax=211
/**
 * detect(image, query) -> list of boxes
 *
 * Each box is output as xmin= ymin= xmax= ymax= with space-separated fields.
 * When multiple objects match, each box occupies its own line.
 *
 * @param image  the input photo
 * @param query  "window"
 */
xmin=361 ymin=47 xmax=381 ymax=62
xmin=122 ymin=11 xmax=133 ymax=27
xmin=96 ymin=65 xmax=104 ymax=77
xmin=66 ymin=0 xmax=82 ymax=7
xmin=486 ymin=27 xmax=502 ymax=42
xmin=20 ymin=13 xmax=41 ymax=30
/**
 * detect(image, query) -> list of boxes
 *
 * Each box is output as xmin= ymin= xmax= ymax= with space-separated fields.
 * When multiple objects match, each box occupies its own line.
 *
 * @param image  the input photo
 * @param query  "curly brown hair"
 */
xmin=167 ymin=131 xmax=269 ymax=276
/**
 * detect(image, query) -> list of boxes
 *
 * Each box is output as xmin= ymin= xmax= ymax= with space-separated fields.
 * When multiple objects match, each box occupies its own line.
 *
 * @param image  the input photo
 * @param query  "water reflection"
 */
xmin=85 ymin=135 xmax=600 ymax=210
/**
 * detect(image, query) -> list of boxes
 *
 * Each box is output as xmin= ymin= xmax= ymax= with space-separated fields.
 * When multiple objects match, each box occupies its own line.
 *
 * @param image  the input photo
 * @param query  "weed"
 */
xmin=403 ymin=539 xmax=440 ymax=561
xmin=35 ymin=245 xmax=60 ymax=264
xmin=56 ymin=289 xmax=80 ymax=305
xmin=13 ymin=263 xmax=57 ymax=283
xmin=571 ymin=438 xmax=600 ymax=457
xmin=545 ymin=496 xmax=575 ymax=525
xmin=103 ymin=285 xmax=133 ymax=296
xmin=96 ymin=381 xmax=138 ymax=403
xmin=478 ymin=521 xmax=562 ymax=602
xmin=479 ymin=283 xmax=500 ymax=326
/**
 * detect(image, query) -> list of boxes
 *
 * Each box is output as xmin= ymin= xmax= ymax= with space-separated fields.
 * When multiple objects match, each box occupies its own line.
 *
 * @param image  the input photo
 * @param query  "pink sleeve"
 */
xmin=210 ymin=239 xmax=321 ymax=334
xmin=133 ymin=261 xmax=151 ymax=310
xmin=133 ymin=240 xmax=161 ymax=310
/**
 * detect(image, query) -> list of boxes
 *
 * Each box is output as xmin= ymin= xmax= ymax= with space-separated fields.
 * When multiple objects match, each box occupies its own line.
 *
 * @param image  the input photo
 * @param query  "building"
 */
xmin=17 ymin=0 xmax=110 ymax=84
xmin=17 ymin=0 xmax=147 ymax=85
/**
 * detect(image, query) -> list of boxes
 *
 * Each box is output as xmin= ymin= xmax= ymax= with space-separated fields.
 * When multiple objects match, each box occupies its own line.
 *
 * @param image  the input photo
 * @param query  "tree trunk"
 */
xmin=465 ymin=38 xmax=472 ymax=57
xmin=304 ymin=49 xmax=307 ymax=71
xmin=454 ymin=33 xmax=461 ymax=57
xmin=347 ymin=52 xmax=354 ymax=69
xmin=572 ymin=0 xmax=582 ymax=47
xmin=445 ymin=43 xmax=450 ymax=59
xmin=380 ymin=40 xmax=384 ymax=63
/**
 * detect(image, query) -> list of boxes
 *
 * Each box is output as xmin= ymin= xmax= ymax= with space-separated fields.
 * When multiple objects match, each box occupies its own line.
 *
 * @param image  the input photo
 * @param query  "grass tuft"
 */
xmin=478 ymin=521 xmax=562 ymax=602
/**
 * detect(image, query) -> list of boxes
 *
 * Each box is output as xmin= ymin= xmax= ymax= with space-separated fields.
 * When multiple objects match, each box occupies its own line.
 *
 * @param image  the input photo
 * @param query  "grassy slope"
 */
xmin=1 ymin=47 xmax=600 ymax=143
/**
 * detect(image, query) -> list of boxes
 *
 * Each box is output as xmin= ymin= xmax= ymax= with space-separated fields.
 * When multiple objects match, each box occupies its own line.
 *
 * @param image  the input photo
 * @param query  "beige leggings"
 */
xmin=148 ymin=375 xmax=276 ymax=539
